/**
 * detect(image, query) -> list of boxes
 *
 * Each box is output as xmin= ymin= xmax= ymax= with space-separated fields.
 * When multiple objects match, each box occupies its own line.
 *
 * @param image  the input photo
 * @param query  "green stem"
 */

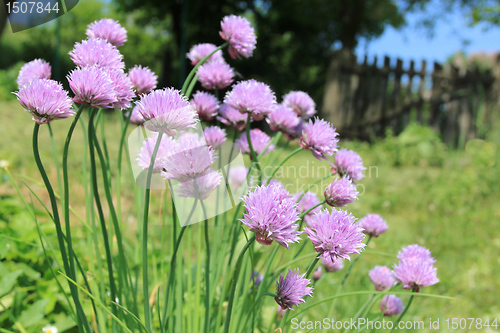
xmin=245 ymin=114 xmax=262 ymax=184
xmin=185 ymin=74 xmax=199 ymax=99
xmin=117 ymin=107 xmax=134 ymax=222
xmin=299 ymin=200 xmax=326 ymax=220
xmin=240 ymin=292 xmax=276 ymax=331
xmin=162 ymin=200 xmax=198 ymax=330
xmin=296 ymin=173 xmax=334 ymax=202
xmin=223 ymin=235 xmax=256 ymax=333
xmin=32 ymin=124 xmax=91 ymax=332
xmin=88 ymin=109 xmax=119 ymax=320
xmin=92 ymin=117 xmax=135 ymax=321
xmin=390 ymin=294 xmax=415 ymax=332
xmin=47 ymin=123 xmax=63 ymax=209
xmin=305 ymin=257 xmax=320 ymax=279
xmin=181 ymin=43 xmax=228 ymax=95
xmin=201 ymin=202 xmax=211 ymax=333
xmin=142 ymin=131 xmax=164 ymax=331
xmin=329 ymin=237 xmax=372 ymax=317
xmin=265 ymin=147 xmax=302 ymax=185
xmin=264 ymin=140 xmax=289 ymax=169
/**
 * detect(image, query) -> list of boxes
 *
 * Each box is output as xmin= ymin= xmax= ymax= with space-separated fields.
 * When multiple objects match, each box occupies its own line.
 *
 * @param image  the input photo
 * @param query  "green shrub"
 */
xmin=0 ymin=62 xmax=24 ymax=101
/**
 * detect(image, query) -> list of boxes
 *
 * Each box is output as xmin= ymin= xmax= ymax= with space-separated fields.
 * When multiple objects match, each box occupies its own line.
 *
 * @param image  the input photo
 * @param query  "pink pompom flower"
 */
xmin=69 ymin=38 xmax=124 ymax=70
xmin=299 ymin=118 xmax=339 ymax=160
xmin=187 ymin=43 xmax=224 ymax=66
xmin=68 ymin=66 xmax=117 ymax=109
xmin=235 ymin=128 xmax=274 ymax=156
xmin=107 ymin=69 xmax=134 ymax=110
xmin=369 ymin=266 xmax=396 ymax=291
xmin=275 ymin=269 xmax=313 ymax=310
xmin=137 ymin=133 xmax=175 ymax=172
xmin=331 ymin=149 xmax=366 ymax=182
xmin=135 ymin=88 xmax=198 ymax=136
xmin=224 ymin=79 xmax=276 ymax=118
xmin=393 ymin=244 xmax=439 ymax=292
xmin=304 ymin=208 xmax=366 ymax=263
xmin=86 ymin=18 xmax=127 ymax=47
xmin=219 ymin=15 xmax=257 ymax=59
xmin=203 ymin=126 xmax=226 ymax=150
xmin=17 ymin=59 xmax=51 ymax=87
xmin=217 ymin=103 xmax=248 ymax=131
xmin=267 ymin=104 xmax=301 ymax=139
xmin=197 ymin=61 xmax=234 ymax=90
xmin=358 ymin=214 xmax=388 ymax=237
xmin=125 ymin=105 xmax=145 ymax=125
xmin=128 ymin=65 xmax=158 ymax=95
xmin=322 ymin=257 xmax=344 ymax=273
xmin=240 ymin=183 xmax=301 ymax=248
xmin=397 ymin=244 xmax=437 ymax=265
xmin=176 ymin=169 xmax=222 ymax=201
xmin=191 ymin=91 xmax=219 ymax=121
xmin=283 ymin=91 xmax=316 ymax=119
xmin=381 ymin=295 xmax=404 ymax=317
xmin=15 ymin=78 xmax=74 ymax=125
xmin=323 ymin=177 xmax=358 ymax=207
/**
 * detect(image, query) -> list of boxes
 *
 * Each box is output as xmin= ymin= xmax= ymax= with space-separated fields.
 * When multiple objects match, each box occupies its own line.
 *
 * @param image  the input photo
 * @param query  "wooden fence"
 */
xmin=322 ymin=49 xmax=497 ymax=147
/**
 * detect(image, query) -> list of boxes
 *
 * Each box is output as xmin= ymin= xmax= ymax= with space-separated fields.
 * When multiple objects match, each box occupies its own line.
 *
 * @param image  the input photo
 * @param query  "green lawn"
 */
xmin=1 ymin=99 xmax=499 ymax=332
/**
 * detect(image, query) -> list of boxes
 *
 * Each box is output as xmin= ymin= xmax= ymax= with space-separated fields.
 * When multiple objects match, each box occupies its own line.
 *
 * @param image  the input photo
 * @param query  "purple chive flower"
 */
xmin=128 ymin=65 xmax=158 ymax=95
xmin=187 ymin=43 xmax=224 ymax=65
xmin=299 ymin=118 xmax=339 ymax=160
xmin=137 ymin=133 xmax=175 ymax=172
xmin=68 ymin=66 xmax=117 ymax=109
xmin=17 ymin=59 xmax=51 ymax=87
xmin=324 ymin=177 xmax=358 ymax=207
xmin=304 ymin=208 xmax=366 ymax=263
xmin=313 ymin=266 xmax=322 ymax=282
xmin=217 ymin=103 xmax=248 ymax=131
xmin=160 ymin=134 xmax=215 ymax=182
xmin=275 ymin=269 xmax=313 ymax=310
xmin=125 ymin=106 xmax=145 ymax=125
xmin=250 ymin=270 xmax=264 ymax=285
xmin=197 ymin=61 xmax=234 ymax=90
xmin=331 ymin=149 xmax=366 ymax=182
xmin=15 ymin=79 xmax=74 ymax=125
xmin=224 ymin=79 xmax=276 ymax=118
xmin=393 ymin=245 xmax=439 ymax=292
xmin=267 ymin=104 xmax=301 ymax=139
xmin=228 ymin=165 xmax=249 ymax=189
xmin=175 ymin=169 xmax=222 ymax=200
xmin=191 ymin=91 xmax=220 ymax=121
xmin=359 ymin=214 xmax=388 ymax=237
xmin=240 ymin=183 xmax=301 ymax=248
xmin=293 ymin=191 xmax=322 ymax=225
xmin=86 ymin=18 xmax=127 ymax=47
xmin=69 ymin=38 xmax=124 ymax=70
xmin=288 ymin=119 xmax=306 ymax=140
xmin=397 ymin=244 xmax=437 ymax=265
xmin=108 ymin=69 xmax=134 ymax=110
xmin=235 ymin=129 xmax=274 ymax=157
xmin=135 ymin=88 xmax=198 ymax=136
xmin=219 ymin=15 xmax=257 ymax=59
xmin=283 ymin=91 xmax=316 ymax=119
xmin=322 ymin=257 xmax=344 ymax=273
xmin=381 ymin=295 xmax=404 ymax=317
xmin=203 ymin=126 xmax=226 ymax=150
xmin=369 ymin=266 xmax=396 ymax=291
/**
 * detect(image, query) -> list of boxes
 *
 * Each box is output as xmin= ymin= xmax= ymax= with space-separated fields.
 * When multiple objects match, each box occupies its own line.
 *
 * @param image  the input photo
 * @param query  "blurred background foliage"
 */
xmin=2 ymin=0 xmax=500 ymax=104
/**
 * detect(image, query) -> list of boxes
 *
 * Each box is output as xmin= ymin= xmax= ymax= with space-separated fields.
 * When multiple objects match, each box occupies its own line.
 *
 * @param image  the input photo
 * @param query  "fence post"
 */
xmin=379 ymin=56 xmax=391 ymax=133
xmin=416 ymin=60 xmax=427 ymax=124
xmin=322 ymin=49 xmax=352 ymax=129
xmin=429 ymin=62 xmax=444 ymax=132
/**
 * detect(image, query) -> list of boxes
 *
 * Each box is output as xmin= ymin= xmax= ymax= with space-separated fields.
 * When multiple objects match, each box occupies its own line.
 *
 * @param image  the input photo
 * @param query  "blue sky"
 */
xmin=355 ymin=3 xmax=500 ymax=66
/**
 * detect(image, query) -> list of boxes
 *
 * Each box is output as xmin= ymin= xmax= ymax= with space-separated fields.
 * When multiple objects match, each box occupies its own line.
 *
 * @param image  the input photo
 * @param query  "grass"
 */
xmin=1 ymin=99 xmax=500 ymax=332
